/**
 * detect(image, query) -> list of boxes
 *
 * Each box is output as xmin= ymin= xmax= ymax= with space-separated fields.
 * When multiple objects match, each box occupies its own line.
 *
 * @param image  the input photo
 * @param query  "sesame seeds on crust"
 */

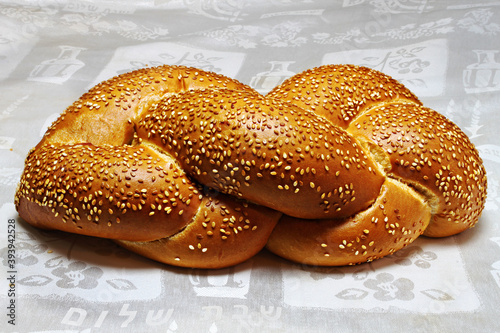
xmin=348 ymin=102 xmax=487 ymax=236
xmin=136 ymin=88 xmax=385 ymax=219
xmin=267 ymin=64 xmax=421 ymax=129
xmin=15 ymin=64 xmax=487 ymax=268
xmin=117 ymin=191 xmax=281 ymax=269
xmin=266 ymin=178 xmax=431 ymax=266
xmin=15 ymin=143 xmax=202 ymax=241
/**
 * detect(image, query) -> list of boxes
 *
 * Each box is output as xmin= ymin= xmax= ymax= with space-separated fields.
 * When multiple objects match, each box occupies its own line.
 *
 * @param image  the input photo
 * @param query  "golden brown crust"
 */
xmin=348 ymin=102 xmax=487 ymax=237
xmin=137 ymin=88 xmax=385 ymax=219
xmin=117 ymin=193 xmax=281 ymax=269
xmin=15 ymin=64 xmax=487 ymax=268
xmin=266 ymin=178 xmax=431 ymax=266
xmin=15 ymin=65 xmax=281 ymax=268
xmin=37 ymin=65 xmax=252 ymax=148
xmin=16 ymin=143 xmax=202 ymax=241
xmin=267 ymin=64 xmax=487 ymax=239
xmin=266 ymin=64 xmax=421 ymax=129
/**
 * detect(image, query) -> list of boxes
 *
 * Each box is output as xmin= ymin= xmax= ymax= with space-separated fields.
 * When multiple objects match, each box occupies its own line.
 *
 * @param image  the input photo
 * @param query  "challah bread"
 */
xmin=266 ymin=64 xmax=422 ymax=129
xmin=15 ymin=65 xmax=281 ymax=269
xmin=34 ymin=65 xmax=252 ymax=148
xmin=15 ymin=64 xmax=487 ymax=269
xmin=15 ymin=143 xmax=203 ymax=241
xmin=136 ymin=88 xmax=384 ymax=219
xmin=116 ymin=191 xmax=280 ymax=268
xmin=266 ymin=178 xmax=431 ymax=266
xmin=267 ymin=64 xmax=487 ymax=238
xmin=348 ymin=102 xmax=485 ymax=237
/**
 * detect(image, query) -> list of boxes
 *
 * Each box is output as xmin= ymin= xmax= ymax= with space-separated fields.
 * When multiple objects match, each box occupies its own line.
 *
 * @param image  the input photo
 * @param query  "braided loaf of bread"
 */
xmin=15 ymin=64 xmax=487 ymax=268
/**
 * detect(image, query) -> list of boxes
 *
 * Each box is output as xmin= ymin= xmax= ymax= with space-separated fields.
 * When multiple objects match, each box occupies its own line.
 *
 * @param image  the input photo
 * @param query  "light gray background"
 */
xmin=1 ymin=1 xmax=499 ymax=332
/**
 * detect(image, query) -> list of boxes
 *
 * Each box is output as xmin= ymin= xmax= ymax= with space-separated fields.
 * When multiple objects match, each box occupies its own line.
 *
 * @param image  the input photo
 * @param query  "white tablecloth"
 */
xmin=1 ymin=1 xmax=500 ymax=332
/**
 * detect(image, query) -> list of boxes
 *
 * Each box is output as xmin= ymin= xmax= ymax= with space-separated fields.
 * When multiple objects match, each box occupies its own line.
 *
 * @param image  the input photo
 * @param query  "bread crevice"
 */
xmin=389 ymin=175 xmax=440 ymax=217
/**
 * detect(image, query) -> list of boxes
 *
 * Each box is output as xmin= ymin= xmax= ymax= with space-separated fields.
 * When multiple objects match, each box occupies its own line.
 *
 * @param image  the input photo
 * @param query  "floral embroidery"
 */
xmin=457 ymin=8 xmax=500 ymax=35
xmin=392 ymin=246 xmax=437 ymax=269
xmin=364 ymin=273 xmax=415 ymax=301
xmin=199 ymin=25 xmax=259 ymax=49
xmin=1 ymin=241 xmax=47 ymax=266
xmin=312 ymin=30 xmax=367 ymax=45
xmin=261 ymin=22 xmax=307 ymax=48
xmin=375 ymin=18 xmax=454 ymax=40
xmin=51 ymin=261 xmax=103 ymax=289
